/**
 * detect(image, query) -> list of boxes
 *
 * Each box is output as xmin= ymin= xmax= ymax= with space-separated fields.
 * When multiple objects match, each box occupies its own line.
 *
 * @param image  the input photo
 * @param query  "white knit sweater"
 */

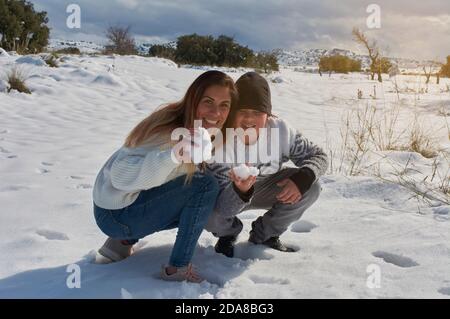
xmin=93 ymin=144 xmax=182 ymax=210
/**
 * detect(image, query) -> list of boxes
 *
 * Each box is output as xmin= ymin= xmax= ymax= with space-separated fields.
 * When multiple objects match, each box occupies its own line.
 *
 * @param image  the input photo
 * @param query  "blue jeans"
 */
xmin=94 ymin=173 xmax=219 ymax=267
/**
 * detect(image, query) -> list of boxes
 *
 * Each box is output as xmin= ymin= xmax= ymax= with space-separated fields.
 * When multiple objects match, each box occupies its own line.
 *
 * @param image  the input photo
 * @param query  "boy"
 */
xmin=206 ymin=72 xmax=328 ymax=257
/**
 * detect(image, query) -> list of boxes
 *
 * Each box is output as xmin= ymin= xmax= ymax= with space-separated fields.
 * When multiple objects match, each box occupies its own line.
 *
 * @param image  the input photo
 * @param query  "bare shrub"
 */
xmin=5 ymin=67 xmax=31 ymax=94
xmin=104 ymin=26 xmax=137 ymax=55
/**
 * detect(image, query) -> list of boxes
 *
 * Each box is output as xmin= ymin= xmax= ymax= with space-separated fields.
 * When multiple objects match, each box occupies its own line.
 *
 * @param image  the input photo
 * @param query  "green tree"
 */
xmin=213 ymin=35 xmax=234 ymax=65
xmin=148 ymin=44 xmax=176 ymax=60
xmin=0 ymin=0 xmax=49 ymax=53
xmin=251 ymin=51 xmax=279 ymax=73
xmin=349 ymin=58 xmax=362 ymax=72
xmin=174 ymin=34 xmax=256 ymax=67
xmin=371 ymin=57 xmax=392 ymax=75
xmin=175 ymin=34 xmax=217 ymax=65
xmin=158 ymin=33 xmax=276 ymax=71
xmin=213 ymin=35 xmax=253 ymax=67
xmin=319 ymin=54 xmax=361 ymax=75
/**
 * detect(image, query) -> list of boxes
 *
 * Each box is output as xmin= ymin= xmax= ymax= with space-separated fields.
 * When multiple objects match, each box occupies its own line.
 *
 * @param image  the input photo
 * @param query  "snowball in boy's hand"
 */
xmin=233 ymin=164 xmax=250 ymax=179
xmin=248 ymin=166 xmax=260 ymax=177
xmin=191 ymin=127 xmax=213 ymax=163
xmin=232 ymin=164 xmax=259 ymax=179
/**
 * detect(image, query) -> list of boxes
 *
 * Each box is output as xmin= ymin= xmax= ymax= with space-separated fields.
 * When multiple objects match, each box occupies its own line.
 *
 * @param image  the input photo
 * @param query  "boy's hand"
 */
xmin=276 ymin=179 xmax=302 ymax=204
xmin=229 ymin=169 xmax=256 ymax=194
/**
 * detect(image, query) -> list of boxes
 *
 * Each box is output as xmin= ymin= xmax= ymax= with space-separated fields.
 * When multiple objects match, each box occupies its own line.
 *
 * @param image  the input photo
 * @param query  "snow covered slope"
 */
xmin=0 ymin=53 xmax=449 ymax=298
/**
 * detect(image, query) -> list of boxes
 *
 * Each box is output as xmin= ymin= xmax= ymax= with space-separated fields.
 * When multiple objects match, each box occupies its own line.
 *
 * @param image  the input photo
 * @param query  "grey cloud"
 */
xmin=32 ymin=0 xmax=450 ymax=60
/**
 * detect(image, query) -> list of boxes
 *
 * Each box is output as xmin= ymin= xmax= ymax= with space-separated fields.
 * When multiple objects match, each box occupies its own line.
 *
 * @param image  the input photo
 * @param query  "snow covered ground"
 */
xmin=0 ymin=53 xmax=449 ymax=298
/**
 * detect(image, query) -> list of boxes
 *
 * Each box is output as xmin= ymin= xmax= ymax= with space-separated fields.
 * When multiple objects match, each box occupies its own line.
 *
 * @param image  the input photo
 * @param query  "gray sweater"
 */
xmin=206 ymin=117 xmax=328 ymax=217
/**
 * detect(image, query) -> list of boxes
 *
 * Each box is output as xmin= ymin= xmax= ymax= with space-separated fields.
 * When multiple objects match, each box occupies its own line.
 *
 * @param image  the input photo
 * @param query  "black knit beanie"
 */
xmin=235 ymin=72 xmax=272 ymax=115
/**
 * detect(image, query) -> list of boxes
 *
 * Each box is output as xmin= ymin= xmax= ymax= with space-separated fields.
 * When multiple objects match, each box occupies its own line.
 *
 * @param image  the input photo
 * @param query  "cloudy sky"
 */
xmin=33 ymin=0 xmax=450 ymax=61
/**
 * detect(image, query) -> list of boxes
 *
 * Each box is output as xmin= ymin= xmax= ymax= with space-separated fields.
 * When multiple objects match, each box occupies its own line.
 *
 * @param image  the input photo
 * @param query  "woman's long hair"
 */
xmin=124 ymin=70 xmax=238 ymax=180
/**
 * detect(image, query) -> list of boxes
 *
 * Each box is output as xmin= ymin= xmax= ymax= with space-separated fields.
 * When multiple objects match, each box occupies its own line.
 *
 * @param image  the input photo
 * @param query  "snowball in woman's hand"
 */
xmin=232 ymin=164 xmax=259 ymax=179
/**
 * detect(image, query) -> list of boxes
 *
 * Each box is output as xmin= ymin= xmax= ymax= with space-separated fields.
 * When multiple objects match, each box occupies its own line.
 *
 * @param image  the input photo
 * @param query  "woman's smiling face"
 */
xmin=196 ymin=85 xmax=232 ymax=129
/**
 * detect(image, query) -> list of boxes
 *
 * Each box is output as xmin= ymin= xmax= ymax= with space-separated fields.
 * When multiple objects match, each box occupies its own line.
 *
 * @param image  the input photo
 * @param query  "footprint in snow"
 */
xmin=372 ymin=251 xmax=419 ymax=268
xmin=0 ymin=146 xmax=10 ymax=153
xmin=319 ymin=176 xmax=335 ymax=184
xmin=291 ymin=220 xmax=317 ymax=233
xmin=0 ymin=185 xmax=30 ymax=192
xmin=36 ymin=229 xmax=69 ymax=241
xmin=233 ymin=243 xmax=275 ymax=261
xmin=0 ymin=146 xmax=17 ymax=159
xmin=433 ymin=206 xmax=449 ymax=221
xmin=76 ymin=184 xmax=92 ymax=189
xmin=69 ymin=175 xmax=84 ymax=180
xmin=41 ymin=162 xmax=54 ymax=166
xmin=248 ymin=274 xmax=290 ymax=285
xmin=36 ymin=167 xmax=50 ymax=174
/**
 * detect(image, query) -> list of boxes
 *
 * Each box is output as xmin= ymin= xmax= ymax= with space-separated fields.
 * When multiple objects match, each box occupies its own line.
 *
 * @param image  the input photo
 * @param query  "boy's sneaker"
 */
xmin=97 ymin=238 xmax=133 ymax=263
xmin=214 ymin=235 xmax=237 ymax=258
xmin=160 ymin=263 xmax=204 ymax=283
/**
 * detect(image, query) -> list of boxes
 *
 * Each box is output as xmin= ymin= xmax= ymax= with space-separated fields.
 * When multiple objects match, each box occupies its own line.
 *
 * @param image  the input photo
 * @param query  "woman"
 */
xmin=93 ymin=70 xmax=237 ymax=283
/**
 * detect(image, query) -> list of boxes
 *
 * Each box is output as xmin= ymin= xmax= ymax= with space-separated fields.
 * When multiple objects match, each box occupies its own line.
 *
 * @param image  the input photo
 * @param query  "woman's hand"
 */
xmin=171 ymin=136 xmax=199 ymax=164
xmin=173 ymin=128 xmax=213 ymax=164
xmin=229 ymin=169 xmax=256 ymax=194
xmin=276 ymin=179 xmax=302 ymax=204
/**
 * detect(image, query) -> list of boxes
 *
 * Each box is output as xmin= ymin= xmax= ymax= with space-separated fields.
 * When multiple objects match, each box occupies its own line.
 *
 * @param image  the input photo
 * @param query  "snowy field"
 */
xmin=0 ymin=52 xmax=449 ymax=298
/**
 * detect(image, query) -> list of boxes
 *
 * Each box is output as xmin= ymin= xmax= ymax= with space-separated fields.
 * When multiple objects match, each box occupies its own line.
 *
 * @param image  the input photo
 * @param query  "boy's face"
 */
xmin=233 ymin=108 xmax=268 ymax=145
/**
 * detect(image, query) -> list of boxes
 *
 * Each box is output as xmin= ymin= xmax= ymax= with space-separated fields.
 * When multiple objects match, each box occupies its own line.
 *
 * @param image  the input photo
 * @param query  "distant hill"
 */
xmin=46 ymin=38 xmax=436 ymax=73
xmin=48 ymin=39 xmax=104 ymax=54
xmin=273 ymin=48 xmax=435 ymax=73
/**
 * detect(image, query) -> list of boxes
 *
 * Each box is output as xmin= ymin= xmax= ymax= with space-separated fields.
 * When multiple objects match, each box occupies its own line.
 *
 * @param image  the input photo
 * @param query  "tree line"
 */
xmin=148 ymin=34 xmax=278 ymax=72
